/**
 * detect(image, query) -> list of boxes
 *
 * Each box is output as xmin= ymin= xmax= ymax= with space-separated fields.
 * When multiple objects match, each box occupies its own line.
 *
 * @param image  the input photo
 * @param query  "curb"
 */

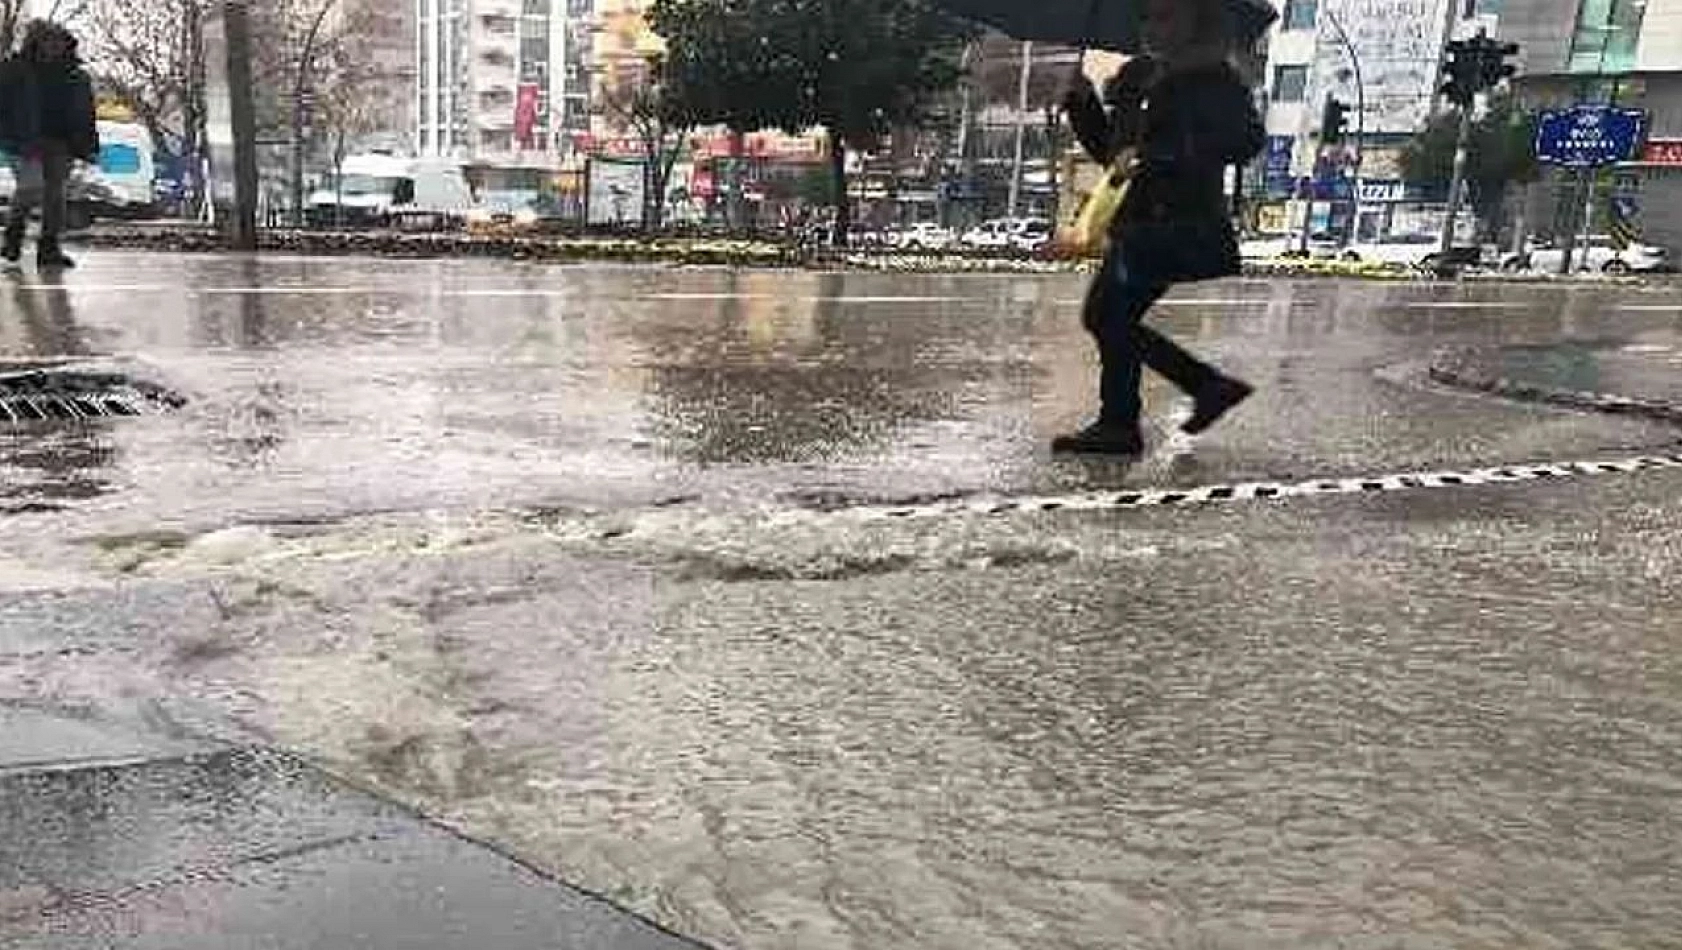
xmin=1427 ymin=352 xmax=1682 ymax=426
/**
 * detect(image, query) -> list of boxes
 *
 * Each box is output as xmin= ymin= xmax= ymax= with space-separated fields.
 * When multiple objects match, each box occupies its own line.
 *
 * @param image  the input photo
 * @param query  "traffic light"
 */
xmin=1321 ymin=97 xmax=1349 ymax=144
xmin=1443 ymin=32 xmax=1521 ymax=108
xmin=1441 ymin=38 xmax=1479 ymax=108
xmin=1480 ymin=39 xmax=1520 ymax=90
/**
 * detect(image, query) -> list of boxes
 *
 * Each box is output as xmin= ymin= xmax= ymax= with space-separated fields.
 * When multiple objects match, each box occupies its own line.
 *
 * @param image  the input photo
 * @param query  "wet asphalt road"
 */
xmin=4 ymin=253 xmax=1682 ymax=949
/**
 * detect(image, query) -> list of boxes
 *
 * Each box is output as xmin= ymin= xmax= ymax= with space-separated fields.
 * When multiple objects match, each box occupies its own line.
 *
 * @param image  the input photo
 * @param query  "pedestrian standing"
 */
xmin=1052 ymin=0 xmax=1265 ymax=455
xmin=0 ymin=20 xmax=98 ymax=271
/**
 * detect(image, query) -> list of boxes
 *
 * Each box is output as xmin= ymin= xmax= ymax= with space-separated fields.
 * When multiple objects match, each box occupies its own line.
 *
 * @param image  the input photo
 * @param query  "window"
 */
xmin=1272 ymin=65 xmax=1309 ymax=102
xmin=523 ymin=0 xmax=550 ymax=13
xmin=1283 ymin=0 xmax=1317 ymax=30
xmin=1568 ymin=0 xmax=1647 ymax=73
xmin=521 ymin=34 xmax=551 ymax=80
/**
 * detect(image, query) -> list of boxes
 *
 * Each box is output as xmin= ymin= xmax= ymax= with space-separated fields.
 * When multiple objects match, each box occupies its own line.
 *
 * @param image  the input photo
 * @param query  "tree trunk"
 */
xmin=292 ymin=108 xmax=307 ymax=226
xmin=184 ymin=4 xmax=208 ymax=218
xmin=0 ymin=3 xmax=19 ymax=57
xmin=642 ymin=151 xmax=657 ymax=231
xmin=828 ymin=129 xmax=849 ymax=247
xmin=726 ymin=128 xmax=745 ymax=231
xmin=653 ymin=132 xmax=685 ymax=232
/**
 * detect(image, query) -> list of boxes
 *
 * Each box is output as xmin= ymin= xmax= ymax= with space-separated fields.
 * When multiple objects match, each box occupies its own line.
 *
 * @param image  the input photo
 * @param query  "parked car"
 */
xmin=890 ymin=222 xmax=957 ymax=251
xmin=1010 ymin=218 xmax=1053 ymax=253
xmin=1239 ymin=231 xmax=1299 ymax=261
xmin=1511 ymin=235 xmax=1673 ymax=274
xmin=847 ymin=226 xmax=889 ymax=248
xmin=960 ymin=218 xmax=1015 ymax=250
xmin=1337 ymin=233 xmax=1449 ymax=269
xmin=957 ymin=217 xmax=1053 ymax=253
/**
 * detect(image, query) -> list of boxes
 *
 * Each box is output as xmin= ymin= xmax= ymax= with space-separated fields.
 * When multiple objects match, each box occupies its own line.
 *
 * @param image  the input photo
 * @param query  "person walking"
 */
xmin=0 ymin=20 xmax=98 ymax=271
xmin=1052 ymin=0 xmax=1265 ymax=456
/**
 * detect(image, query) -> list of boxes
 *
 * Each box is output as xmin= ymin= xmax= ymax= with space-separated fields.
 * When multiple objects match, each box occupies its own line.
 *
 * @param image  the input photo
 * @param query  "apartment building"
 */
xmin=415 ymin=0 xmax=595 ymax=164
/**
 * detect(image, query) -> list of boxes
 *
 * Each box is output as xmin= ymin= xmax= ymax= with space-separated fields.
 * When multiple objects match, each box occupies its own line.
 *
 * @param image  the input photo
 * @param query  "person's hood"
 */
xmin=17 ymin=21 xmax=82 ymax=66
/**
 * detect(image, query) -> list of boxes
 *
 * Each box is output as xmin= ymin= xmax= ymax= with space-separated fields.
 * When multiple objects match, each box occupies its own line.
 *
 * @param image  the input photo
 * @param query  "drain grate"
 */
xmin=0 ymin=369 xmax=185 ymax=425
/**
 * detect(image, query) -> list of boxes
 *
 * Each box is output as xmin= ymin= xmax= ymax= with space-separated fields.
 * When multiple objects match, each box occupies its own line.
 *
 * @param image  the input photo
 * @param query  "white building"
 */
xmin=1253 ymin=0 xmax=1501 ymax=238
xmin=414 ymin=0 xmax=595 ymax=164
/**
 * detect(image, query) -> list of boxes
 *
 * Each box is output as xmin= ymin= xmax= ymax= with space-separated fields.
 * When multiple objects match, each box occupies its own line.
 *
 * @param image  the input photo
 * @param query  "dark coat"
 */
xmin=0 ymin=54 xmax=99 ymax=162
xmin=1066 ymin=59 xmax=1264 ymax=283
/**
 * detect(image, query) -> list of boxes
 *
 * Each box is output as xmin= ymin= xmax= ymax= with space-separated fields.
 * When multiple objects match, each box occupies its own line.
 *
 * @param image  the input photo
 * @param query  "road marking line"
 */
xmin=1406 ymin=302 xmax=1525 ymax=310
xmin=820 ymin=452 xmax=1682 ymax=524
xmin=1054 ymin=298 xmax=1272 ymax=308
xmin=640 ymin=293 xmax=975 ymax=304
xmin=1618 ymin=304 xmax=1682 ymax=312
xmin=15 ymin=284 xmax=173 ymax=293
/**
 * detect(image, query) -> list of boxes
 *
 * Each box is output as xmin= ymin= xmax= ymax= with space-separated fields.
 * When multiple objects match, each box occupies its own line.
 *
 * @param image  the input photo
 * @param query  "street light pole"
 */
xmin=1007 ymin=40 xmax=1033 ymax=219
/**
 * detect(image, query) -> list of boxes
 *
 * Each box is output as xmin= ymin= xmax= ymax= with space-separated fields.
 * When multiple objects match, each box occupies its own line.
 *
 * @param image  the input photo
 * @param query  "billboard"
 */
xmin=515 ymin=83 xmax=541 ymax=149
xmin=1310 ymin=0 xmax=1456 ymax=135
xmin=587 ymin=158 xmax=645 ymax=226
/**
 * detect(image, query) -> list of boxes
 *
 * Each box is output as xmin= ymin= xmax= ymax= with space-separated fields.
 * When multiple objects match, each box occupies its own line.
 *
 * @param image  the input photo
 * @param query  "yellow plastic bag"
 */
xmin=1056 ymin=148 xmax=1135 ymax=258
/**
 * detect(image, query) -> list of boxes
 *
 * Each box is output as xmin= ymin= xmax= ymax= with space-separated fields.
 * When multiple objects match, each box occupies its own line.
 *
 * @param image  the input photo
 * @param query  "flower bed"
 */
xmin=72 ymin=225 xmax=1675 ymax=284
xmin=79 ymin=226 xmax=804 ymax=268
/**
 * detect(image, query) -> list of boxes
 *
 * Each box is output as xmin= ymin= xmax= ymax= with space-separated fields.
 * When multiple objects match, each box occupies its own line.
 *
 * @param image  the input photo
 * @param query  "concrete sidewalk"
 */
xmin=0 ymin=704 xmax=706 ymax=950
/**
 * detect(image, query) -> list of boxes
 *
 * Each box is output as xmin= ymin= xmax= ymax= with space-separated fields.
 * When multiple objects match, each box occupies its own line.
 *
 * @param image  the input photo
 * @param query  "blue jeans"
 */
xmin=1082 ymin=249 xmax=1218 ymax=426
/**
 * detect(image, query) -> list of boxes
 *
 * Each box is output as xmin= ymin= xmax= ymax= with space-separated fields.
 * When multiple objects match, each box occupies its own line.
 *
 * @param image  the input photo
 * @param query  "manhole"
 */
xmin=0 ymin=368 xmax=185 ymax=425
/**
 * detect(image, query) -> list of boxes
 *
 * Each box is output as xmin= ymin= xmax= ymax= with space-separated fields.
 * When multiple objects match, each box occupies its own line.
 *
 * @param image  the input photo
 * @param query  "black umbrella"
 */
xmin=936 ymin=0 xmax=1277 ymax=53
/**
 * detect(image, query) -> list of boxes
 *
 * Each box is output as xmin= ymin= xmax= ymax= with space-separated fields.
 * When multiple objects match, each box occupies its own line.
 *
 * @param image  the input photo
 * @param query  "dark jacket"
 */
xmin=0 ymin=50 xmax=99 ymax=162
xmin=1066 ymin=59 xmax=1264 ymax=282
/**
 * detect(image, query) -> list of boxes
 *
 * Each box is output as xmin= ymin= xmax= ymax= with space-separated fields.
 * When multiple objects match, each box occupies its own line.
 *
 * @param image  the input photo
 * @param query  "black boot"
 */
xmin=1183 ymin=377 xmax=1253 ymax=435
xmin=36 ymin=238 xmax=74 ymax=271
xmin=1051 ymin=419 xmax=1145 ymax=456
xmin=1 ymin=221 xmax=22 ymax=265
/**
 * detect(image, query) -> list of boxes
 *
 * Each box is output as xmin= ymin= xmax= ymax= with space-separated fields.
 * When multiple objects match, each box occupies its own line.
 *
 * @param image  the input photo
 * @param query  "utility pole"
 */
xmin=947 ymin=40 xmax=978 ymax=229
xmin=1007 ymin=40 xmax=1033 ymax=219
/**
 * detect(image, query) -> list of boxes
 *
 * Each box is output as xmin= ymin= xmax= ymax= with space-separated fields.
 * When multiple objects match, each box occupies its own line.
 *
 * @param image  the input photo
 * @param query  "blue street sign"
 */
xmin=1535 ymin=106 xmax=1648 ymax=168
xmin=1264 ymin=135 xmax=1293 ymax=195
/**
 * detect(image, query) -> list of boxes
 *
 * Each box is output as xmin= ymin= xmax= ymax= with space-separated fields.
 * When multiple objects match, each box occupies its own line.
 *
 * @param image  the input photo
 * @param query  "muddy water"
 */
xmin=5 ymin=256 xmax=1682 ymax=948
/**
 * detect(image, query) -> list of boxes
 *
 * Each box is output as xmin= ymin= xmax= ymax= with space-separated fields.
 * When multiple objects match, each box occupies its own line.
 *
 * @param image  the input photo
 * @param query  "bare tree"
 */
xmin=81 ymin=0 xmax=208 ymax=210
xmin=234 ymin=0 xmax=403 ymax=222
xmin=0 ymin=0 xmax=24 ymax=54
xmin=597 ymin=64 xmax=696 ymax=231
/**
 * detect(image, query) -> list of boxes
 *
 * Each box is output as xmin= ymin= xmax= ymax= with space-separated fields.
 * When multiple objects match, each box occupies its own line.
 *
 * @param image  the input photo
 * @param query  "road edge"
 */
xmin=1427 ymin=348 xmax=1682 ymax=427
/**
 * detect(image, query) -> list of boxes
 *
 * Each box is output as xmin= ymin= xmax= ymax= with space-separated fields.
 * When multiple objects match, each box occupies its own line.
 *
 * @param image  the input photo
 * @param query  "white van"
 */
xmin=89 ymin=121 xmax=156 ymax=217
xmin=307 ymin=153 xmax=477 ymax=230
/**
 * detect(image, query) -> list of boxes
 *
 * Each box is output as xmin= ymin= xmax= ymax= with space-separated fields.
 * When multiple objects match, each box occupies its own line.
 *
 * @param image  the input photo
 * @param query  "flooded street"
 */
xmin=5 ymin=253 xmax=1682 ymax=948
